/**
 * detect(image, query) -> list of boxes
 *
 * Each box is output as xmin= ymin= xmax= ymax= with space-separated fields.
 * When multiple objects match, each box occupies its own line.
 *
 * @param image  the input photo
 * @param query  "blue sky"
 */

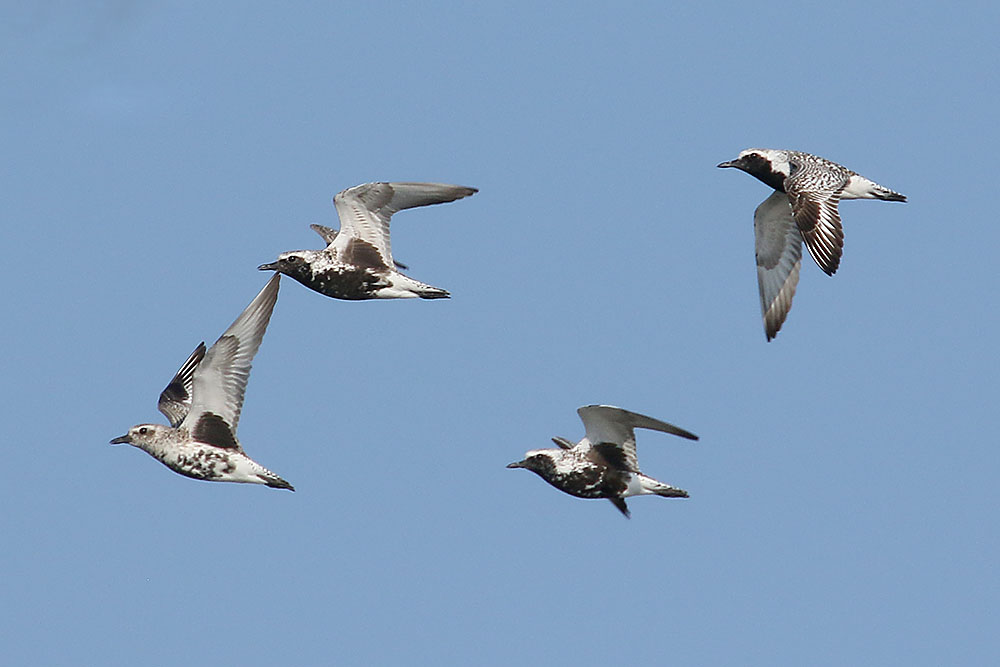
xmin=2 ymin=2 xmax=997 ymax=664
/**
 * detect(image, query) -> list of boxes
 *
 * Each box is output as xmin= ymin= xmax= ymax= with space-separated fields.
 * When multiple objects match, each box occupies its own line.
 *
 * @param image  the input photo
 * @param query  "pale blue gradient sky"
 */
xmin=2 ymin=2 xmax=997 ymax=665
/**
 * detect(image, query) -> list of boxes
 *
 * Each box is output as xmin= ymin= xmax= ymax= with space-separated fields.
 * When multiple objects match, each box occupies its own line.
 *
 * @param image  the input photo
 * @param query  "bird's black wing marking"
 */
xmin=192 ymin=412 xmax=240 ymax=450
xmin=591 ymin=442 xmax=632 ymax=472
xmin=343 ymin=238 xmax=390 ymax=271
xmin=158 ymin=342 xmax=207 ymax=427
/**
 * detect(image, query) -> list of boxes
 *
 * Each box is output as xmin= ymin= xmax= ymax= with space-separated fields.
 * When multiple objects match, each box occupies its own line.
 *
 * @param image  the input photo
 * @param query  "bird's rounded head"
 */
xmin=258 ymin=250 xmax=318 ymax=282
xmin=110 ymin=423 xmax=169 ymax=449
xmin=717 ymin=148 xmax=780 ymax=170
xmin=506 ymin=450 xmax=554 ymax=473
xmin=718 ymin=148 xmax=790 ymax=189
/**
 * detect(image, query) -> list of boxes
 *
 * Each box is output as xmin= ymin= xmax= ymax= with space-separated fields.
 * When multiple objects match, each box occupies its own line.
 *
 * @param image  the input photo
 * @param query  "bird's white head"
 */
xmin=718 ymin=148 xmax=790 ymax=188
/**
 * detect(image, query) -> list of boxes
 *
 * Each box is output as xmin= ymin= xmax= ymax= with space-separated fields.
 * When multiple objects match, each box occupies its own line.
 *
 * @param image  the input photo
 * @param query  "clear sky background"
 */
xmin=2 ymin=2 xmax=997 ymax=665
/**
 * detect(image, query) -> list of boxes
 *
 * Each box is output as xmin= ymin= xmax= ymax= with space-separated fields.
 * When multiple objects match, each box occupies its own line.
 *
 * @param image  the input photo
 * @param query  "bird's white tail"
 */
xmin=638 ymin=474 xmax=689 ymax=498
xmin=845 ymin=175 xmax=907 ymax=202
xmin=384 ymin=274 xmax=450 ymax=299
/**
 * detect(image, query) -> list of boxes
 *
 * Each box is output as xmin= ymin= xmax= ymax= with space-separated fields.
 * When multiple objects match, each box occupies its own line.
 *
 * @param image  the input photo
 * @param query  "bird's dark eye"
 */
xmin=139 ymin=427 xmax=148 ymax=435
xmin=282 ymin=257 xmax=297 ymax=264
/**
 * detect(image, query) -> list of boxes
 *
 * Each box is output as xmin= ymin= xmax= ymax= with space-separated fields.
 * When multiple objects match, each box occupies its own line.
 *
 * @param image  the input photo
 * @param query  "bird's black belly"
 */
xmin=299 ymin=267 xmax=389 ymax=300
xmin=547 ymin=467 xmax=628 ymax=500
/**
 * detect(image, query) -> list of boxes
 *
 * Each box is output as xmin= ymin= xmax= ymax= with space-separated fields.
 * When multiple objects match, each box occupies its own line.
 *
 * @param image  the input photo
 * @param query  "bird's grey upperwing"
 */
xmin=784 ymin=160 xmax=847 ymax=276
xmin=331 ymin=182 xmax=478 ymax=267
xmin=754 ymin=191 xmax=803 ymax=341
xmin=157 ymin=342 xmax=207 ymax=427
xmin=180 ymin=274 xmax=281 ymax=442
xmin=576 ymin=405 xmax=698 ymax=473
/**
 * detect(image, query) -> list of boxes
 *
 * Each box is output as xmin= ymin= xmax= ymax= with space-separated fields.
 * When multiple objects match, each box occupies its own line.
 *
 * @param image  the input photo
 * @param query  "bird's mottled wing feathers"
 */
xmin=576 ymin=405 xmax=698 ymax=473
xmin=789 ymin=191 xmax=843 ymax=276
xmin=157 ymin=342 xmax=207 ymax=427
xmin=754 ymin=191 xmax=803 ymax=341
xmin=785 ymin=159 xmax=848 ymax=276
xmin=181 ymin=274 xmax=281 ymax=438
xmin=332 ymin=182 xmax=477 ymax=265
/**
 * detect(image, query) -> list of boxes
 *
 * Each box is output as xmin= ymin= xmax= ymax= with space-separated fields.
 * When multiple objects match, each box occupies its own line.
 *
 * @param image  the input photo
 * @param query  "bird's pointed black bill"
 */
xmin=506 ymin=461 xmax=525 ymax=469
xmin=258 ymin=262 xmax=278 ymax=271
xmin=110 ymin=434 xmax=130 ymax=445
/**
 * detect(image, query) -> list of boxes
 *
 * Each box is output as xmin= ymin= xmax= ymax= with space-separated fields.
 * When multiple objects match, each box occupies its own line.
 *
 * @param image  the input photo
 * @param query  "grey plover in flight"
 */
xmin=111 ymin=274 xmax=293 ymax=490
xmin=507 ymin=405 xmax=698 ymax=518
xmin=718 ymin=148 xmax=906 ymax=340
xmin=258 ymin=182 xmax=477 ymax=300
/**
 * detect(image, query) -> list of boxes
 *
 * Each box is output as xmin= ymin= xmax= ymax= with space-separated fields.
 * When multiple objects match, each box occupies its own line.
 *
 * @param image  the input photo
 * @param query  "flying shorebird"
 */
xmin=718 ymin=148 xmax=906 ymax=340
xmin=258 ymin=182 xmax=477 ymax=300
xmin=111 ymin=274 xmax=293 ymax=490
xmin=507 ymin=405 xmax=698 ymax=518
